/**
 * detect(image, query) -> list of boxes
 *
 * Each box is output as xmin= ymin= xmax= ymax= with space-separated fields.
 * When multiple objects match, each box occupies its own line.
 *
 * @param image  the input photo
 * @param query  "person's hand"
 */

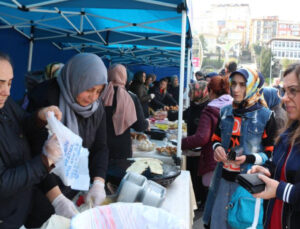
xmin=253 ymin=174 xmax=279 ymax=199
xmin=231 ymin=155 xmax=246 ymax=166
xmin=86 ymin=180 xmax=106 ymax=207
xmin=214 ymin=146 xmax=227 ymax=163
xmin=51 ymin=194 xmax=79 ymax=218
xmin=163 ymin=106 xmax=169 ymax=111
xmin=146 ymin=119 xmax=151 ymax=131
xmin=43 ymin=134 xmax=62 ymax=165
xmin=248 ymin=165 xmax=271 ymax=177
xmin=150 ymin=93 xmax=155 ymax=99
xmin=38 ymin=106 xmax=62 ymax=122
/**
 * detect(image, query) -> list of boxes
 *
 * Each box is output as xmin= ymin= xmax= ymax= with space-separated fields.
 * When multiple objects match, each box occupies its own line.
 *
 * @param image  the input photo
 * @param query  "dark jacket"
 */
xmin=264 ymin=122 xmax=300 ymax=229
xmin=0 ymin=97 xmax=48 ymax=229
xmin=181 ymin=106 xmax=220 ymax=175
xmin=184 ymin=100 xmax=209 ymax=136
xmin=105 ymin=88 xmax=148 ymax=160
xmin=129 ymin=79 xmax=151 ymax=118
xmin=168 ymin=85 xmax=179 ymax=103
xmin=150 ymin=86 xmax=177 ymax=110
xmin=25 ymin=79 xmax=109 ymax=227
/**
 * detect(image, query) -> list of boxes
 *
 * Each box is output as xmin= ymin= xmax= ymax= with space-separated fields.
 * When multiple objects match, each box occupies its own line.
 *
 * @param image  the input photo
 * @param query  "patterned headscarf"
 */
xmin=229 ymin=68 xmax=267 ymax=112
xmin=189 ymin=81 xmax=209 ymax=104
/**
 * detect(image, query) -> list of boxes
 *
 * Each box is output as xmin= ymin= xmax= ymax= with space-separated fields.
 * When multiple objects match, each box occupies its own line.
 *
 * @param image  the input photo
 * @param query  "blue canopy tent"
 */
xmin=0 ymin=0 xmax=193 ymax=156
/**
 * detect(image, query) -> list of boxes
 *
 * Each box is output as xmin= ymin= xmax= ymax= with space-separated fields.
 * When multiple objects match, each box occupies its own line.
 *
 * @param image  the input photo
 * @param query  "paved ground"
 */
xmin=193 ymin=209 xmax=205 ymax=229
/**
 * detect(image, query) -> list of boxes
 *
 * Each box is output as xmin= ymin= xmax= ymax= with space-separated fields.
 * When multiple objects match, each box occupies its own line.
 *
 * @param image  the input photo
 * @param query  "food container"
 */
xmin=117 ymin=172 xmax=166 ymax=207
xmin=117 ymin=172 xmax=147 ymax=203
xmin=145 ymin=128 xmax=167 ymax=140
xmin=141 ymin=180 xmax=166 ymax=207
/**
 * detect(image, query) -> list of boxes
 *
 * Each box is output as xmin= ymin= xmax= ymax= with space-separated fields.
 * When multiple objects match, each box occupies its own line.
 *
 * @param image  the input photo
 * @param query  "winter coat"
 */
xmin=150 ymin=86 xmax=177 ymax=110
xmin=129 ymin=80 xmax=151 ymax=117
xmin=264 ymin=122 xmax=300 ymax=229
xmin=0 ymin=97 xmax=49 ymax=229
xmin=181 ymin=94 xmax=233 ymax=175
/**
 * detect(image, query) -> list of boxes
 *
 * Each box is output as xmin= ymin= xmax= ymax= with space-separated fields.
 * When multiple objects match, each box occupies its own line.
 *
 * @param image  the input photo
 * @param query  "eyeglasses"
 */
xmin=282 ymin=86 xmax=300 ymax=99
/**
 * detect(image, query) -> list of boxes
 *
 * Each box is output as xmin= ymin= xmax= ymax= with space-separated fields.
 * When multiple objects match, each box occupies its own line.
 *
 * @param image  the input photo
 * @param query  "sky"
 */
xmin=191 ymin=0 xmax=300 ymax=22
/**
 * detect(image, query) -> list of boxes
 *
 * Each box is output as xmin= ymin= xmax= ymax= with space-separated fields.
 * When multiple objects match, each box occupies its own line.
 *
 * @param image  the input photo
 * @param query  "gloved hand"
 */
xmin=150 ymin=93 xmax=155 ymax=99
xmin=51 ymin=194 xmax=79 ymax=218
xmin=86 ymin=180 xmax=106 ymax=207
xmin=43 ymin=134 xmax=62 ymax=165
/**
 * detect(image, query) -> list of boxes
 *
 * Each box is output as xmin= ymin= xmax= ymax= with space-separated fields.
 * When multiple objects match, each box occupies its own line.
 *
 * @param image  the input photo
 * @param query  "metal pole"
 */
xmin=185 ymin=48 xmax=191 ymax=108
xmin=269 ymin=58 xmax=272 ymax=86
xmin=27 ymin=26 xmax=34 ymax=72
xmin=176 ymin=8 xmax=187 ymax=158
xmin=27 ymin=40 xmax=33 ymax=72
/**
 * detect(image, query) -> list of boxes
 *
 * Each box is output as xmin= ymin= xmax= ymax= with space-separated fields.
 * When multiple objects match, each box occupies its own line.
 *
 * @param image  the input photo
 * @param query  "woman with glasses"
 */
xmin=249 ymin=63 xmax=300 ymax=229
xmin=203 ymin=68 xmax=277 ymax=229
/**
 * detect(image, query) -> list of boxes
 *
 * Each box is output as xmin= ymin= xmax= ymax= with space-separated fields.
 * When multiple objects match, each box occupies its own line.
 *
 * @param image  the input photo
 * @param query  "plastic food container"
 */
xmin=117 ymin=172 xmax=166 ymax=207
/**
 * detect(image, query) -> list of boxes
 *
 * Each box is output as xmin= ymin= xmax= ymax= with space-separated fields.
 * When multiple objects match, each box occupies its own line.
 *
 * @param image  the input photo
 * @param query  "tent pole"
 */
xmin=176 ymin=8 xmax=187 ymax=159
xmin=185 ymin=48 xmax=191 ymax=108
xmin=27 ymin=39 xmax=33 ymax=72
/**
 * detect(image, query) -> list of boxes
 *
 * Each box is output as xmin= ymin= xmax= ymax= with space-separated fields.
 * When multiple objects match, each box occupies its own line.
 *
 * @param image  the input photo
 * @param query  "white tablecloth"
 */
xmin=161 ymin=170 xmax=197 ymax=229
xmin=132 ymin=139 xmax=175 ymax=164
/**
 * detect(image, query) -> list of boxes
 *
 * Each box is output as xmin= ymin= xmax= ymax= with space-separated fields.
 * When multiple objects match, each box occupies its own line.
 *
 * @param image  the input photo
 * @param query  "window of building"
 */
xmin=291 ymin=42 xmax=294 ymax=48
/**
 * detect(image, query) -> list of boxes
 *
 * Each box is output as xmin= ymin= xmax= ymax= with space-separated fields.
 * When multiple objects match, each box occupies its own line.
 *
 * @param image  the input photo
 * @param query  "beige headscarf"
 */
xmin=102 ymin=64 xmax=137 ymax=135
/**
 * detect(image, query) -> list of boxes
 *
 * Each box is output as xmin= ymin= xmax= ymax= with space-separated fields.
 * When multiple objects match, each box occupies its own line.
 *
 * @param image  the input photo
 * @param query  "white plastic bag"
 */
xmin=46 ymin=112 xmax=90 ymax=191
xmin=70 ymin=203 xmax=186 ymax=229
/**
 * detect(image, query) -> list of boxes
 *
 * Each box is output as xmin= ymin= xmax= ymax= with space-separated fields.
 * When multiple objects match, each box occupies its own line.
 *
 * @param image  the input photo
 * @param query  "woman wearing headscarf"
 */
xmin=203 ymin=68 xmax=277 ymax=229
xmin=25 ymin=53 xmax=109 ymax=227
xmin=129 ymin=71 xmax=155 ymax=118
xmin=168 ymin=75 xmax=179 ymax=103
xmin=102 ymin=64 xmax=148 ymax=161
xmin=263 ymin=87 xmax=287 ymax=135
xmin=182 ymin=76 xmax=232 ymax=209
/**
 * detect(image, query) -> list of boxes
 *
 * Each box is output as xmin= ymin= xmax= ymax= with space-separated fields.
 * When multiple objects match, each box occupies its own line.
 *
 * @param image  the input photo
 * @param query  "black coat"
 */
xmin=105 ymin=89 xmax=148 ymax=160
xmin=150 ymin=86 xmax=177 ymax=110
xmin=25 ymin=79 xmax=109 ymax=227
xmin=129 ymin=81 xmax=151 ymax=117
xmin=184 ymin=100 xmax=209 ymax=136
xmin=0 ymin=97 xmax=48 ymax=229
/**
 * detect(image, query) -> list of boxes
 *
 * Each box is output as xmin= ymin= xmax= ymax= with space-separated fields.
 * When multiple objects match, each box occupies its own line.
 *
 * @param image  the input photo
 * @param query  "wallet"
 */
xmin=236 ymin=173 xmax=265 ymax=194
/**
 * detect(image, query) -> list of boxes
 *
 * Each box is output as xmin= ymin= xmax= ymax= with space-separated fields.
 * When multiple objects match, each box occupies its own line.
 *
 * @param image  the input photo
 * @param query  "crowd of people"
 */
xmin=1 ymin=49 xmax=300 ymax=229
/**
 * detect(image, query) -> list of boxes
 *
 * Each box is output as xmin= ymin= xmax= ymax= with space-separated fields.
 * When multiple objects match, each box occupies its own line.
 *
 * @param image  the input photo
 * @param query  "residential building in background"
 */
xmin=249 ymin=16 xmax=278 ymax=46
xmin=270 ymin=37 xmax=300 ymax=60
xmin=277 ymin=21 xmax=300 ymax=37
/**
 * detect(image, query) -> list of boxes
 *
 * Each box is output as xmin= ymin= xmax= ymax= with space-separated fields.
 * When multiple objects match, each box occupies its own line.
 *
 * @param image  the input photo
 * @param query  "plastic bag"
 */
xmin=70 ymin=203 xmax=186 ymax=229
xmin=46 ymin=111 xmax=90 ymax=191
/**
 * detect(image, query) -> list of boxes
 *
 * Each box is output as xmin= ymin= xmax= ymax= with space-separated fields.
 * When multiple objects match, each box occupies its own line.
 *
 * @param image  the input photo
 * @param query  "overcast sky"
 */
xmin=191 ymin=0 xmax=300 ymax=22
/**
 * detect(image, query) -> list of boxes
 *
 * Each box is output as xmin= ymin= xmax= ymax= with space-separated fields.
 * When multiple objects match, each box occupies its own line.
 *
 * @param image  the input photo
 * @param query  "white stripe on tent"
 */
xmin=176 ymin=7 xmax=187 ymax=158
xmin=84 ymin=14 xmax=108 ymax=45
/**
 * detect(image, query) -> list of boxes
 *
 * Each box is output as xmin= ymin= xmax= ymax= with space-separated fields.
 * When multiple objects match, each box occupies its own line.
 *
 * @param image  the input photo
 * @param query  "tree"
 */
xmin=260 ymin=47 xmax=272 ymax=84
xmin=252 ymin=43 xmax=262 ymax=56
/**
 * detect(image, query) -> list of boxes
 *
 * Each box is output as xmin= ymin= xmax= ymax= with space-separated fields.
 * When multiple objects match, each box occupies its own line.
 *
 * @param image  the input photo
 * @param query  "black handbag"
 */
xmin=236 ymin=173 xmax=265 ymax=194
